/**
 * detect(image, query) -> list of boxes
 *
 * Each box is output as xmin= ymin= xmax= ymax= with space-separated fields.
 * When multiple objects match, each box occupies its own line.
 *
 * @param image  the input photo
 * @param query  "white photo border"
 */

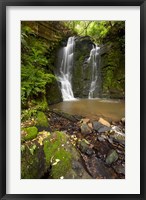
xmin=6 ymin=6 xmax=140 ymax=194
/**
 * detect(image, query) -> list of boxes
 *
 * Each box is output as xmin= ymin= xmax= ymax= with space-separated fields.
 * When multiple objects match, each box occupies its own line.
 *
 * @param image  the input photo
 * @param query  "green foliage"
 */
xmin=21 ymin=108 xmax=38 ymax=121
xmin=23 ymin=126 xmax=38 ymax=141
xmin=30 ymin=96 xmax=48 ymax=111
xmin=21 ymin=25 xmax=56 ymax=106
xmin=21 ymin=97 xmax=48 ymax=122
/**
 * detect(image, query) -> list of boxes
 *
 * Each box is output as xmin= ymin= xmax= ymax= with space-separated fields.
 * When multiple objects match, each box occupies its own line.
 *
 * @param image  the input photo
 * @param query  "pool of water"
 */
xmin=50 ymin=98 xmax=125 ymax=121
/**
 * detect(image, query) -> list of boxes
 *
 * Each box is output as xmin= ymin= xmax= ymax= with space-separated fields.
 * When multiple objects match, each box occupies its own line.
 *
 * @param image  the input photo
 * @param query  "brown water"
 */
xmin=50 ymin=98 xmax=125 ymax=121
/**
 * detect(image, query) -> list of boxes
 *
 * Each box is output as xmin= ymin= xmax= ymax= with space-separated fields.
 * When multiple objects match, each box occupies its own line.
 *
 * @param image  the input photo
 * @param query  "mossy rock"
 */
xmin=46 ymin=79 xmax=63 ymax=105
xmin=22 ymin=126 xmax=38 ymax=141
xmin=21 ymin=131 xmax=91 ymax=179
xmin=21 ymin=131 xmax=50 ymax=179
xmin=36 ymin=111 xmax=48 ymax=128
xmin=43 ymin=131 xmax=72 ymax=179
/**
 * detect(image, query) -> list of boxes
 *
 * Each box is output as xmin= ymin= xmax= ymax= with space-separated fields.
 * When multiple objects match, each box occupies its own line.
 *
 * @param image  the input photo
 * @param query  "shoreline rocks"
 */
xmin=21 ymin=109 xmax=125 ymax=179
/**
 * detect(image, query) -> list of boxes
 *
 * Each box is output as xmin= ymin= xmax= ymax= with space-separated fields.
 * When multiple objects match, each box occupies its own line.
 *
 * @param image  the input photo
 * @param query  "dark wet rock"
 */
xmin=46 ymin=79 xmax=63 ymax=105
xmin=78 ymin=139 xmax=94 ymax=156
xmin=98 ymin=126 xmax=111 ymax=133
xmin=82 ymin=155 xmax=118 ymax=179
xmin=92 ymin=121 xmax=111 ymax=133
xmin=50 ymin=109 xmax=80 ymax=122
xmin=97 ymin=136 xmax=105 ymax=142
xmin=93 ymin=140 xmax=111 ymax=158
xmin=106 ymin=149 xmax=119 ymax=165
xmin=65 ymin=160 xmax=92 ymax=179
xmin=110 ymin=134 xmax=125 ymax=145
xmin=81 ymin=123 xmax=92 ymax=135
xmin=72 ymin=36 xmax=95 ymax=98
xmin=113 ymin=165 xmax=125 ymax=175
xmin=86 ymin=148 xmax=94 ymax=156
xmin=92 ymin=121 xmax=103 ymax=131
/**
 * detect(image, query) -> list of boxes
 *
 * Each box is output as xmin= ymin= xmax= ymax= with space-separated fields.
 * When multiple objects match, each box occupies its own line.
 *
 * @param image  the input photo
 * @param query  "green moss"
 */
xmin=51 ymin=149 xmax=72 ymax=179
xmin=21 ymin=142 xmax=46 ymax=179
xmin=36 ymin=111 xmax=48 ymax=127
xmin=23 ymin=126 xmax=38 ymax=141
xmin=43 ymin=131 xmax=72 ymax=178
xmin=43 ymin=132 xmax=66 ymax=164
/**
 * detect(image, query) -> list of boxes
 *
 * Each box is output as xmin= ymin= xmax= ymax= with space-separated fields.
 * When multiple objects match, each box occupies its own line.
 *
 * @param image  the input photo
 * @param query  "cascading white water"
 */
xmin=88 ymin=45 xmax=100 ymax=99
xmin=58 ymin=37 xmax=76 ymax=101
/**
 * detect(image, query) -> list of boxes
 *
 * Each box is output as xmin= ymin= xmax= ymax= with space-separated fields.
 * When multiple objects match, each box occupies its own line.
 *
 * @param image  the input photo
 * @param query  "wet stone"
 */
xmin=98 ymin=136 xmax=105 ymax=142
xmin=98 ymin=126 xmax=111 ymax=133
xmin=92 ymin=121 xmax=103 ymax=131
xmin=81 ymin=123 xmax=92 ymax=135
xmin=106 ymin=149 xmax=119 ymax=165
xmin=98 ymin=117 xmax=110 ymax=127
xmin=78 ymin=139 xmax=94 ymax=156
xmin=113 ymin=165 xmax=125 ymax=175
xmin=82 ymin=155 xmax=118 ymax=179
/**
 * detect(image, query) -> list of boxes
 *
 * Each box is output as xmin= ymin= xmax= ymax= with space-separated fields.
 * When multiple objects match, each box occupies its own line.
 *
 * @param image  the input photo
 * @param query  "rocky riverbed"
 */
xmin=21 ymin=109 xmax=125 ymax=179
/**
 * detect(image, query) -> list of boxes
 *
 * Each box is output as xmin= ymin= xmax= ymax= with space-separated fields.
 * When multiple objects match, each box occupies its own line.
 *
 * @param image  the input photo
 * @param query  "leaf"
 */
xmin=38 ymin=136 xmax=43 ymax=146
xmin=52 ymin=159 xmax=60 ymax=166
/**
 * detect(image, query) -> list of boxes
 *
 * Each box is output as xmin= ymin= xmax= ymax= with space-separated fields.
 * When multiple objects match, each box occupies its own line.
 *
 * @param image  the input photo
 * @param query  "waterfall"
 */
xmin=88 ymin=45 xmax=100 ymax=99
xmin=58 ymin=37 xmax=76 ymax=101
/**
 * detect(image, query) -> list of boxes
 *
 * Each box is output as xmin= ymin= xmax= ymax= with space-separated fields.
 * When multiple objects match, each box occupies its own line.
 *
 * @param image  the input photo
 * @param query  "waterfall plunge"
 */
xmin=88 ymin=45 xmax=100 ymax=99
xmin=58 ymin=37 xmax=76 ymax=101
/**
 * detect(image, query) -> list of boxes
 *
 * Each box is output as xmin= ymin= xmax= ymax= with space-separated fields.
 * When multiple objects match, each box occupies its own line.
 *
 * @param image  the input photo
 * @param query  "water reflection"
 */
xmin=50 ymin=99 xmax=125 ymax=121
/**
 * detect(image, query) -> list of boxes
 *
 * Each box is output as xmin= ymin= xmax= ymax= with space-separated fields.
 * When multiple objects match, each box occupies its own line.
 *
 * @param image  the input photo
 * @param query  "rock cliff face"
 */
xmin=100 ymin=44 xmax=125 ymax=99
xmin=56 ymin=36 xmax=125 ymax=100
xmin=72 ymin=36 xmax=94 ymax=98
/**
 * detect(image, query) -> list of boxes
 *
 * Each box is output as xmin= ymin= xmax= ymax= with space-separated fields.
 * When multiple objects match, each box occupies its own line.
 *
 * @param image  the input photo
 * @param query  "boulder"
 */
xmin=21 ymin=131 xmax=91 ymax=179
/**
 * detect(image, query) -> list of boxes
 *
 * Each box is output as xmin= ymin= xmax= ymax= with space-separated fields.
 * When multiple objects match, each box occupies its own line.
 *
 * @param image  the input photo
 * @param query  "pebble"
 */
xmin=106 ymin=149 xmax=119 ymax=165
